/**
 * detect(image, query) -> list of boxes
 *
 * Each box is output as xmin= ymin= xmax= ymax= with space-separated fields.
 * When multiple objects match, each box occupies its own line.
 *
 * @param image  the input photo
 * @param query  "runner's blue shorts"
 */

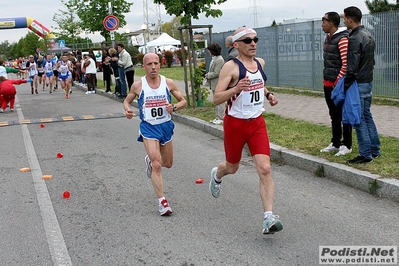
xmin=59 ymin=75 xmax=69 ymax=81
xmin=137 ymin=120 xmax=174 ymax=145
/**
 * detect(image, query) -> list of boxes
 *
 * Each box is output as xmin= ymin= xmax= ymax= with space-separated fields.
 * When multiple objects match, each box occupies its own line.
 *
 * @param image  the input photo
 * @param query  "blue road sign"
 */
xmin=58 ymin=40 xmax=65 ymax=49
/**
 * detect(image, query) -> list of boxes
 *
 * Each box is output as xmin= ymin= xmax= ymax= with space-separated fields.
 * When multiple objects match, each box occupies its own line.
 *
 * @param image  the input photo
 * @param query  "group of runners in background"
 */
xmin=4 ymin=53 xmax=76 ymax=99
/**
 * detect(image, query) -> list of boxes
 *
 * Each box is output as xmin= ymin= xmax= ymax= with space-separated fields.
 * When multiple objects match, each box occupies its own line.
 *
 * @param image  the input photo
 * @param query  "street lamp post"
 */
xmin=125 ymin=29 xmax=131 ymax=47
xmin=141 ymin=24 xmax=147 ymax=54
xmin=85 ymin=31 xmax=89 ymax=49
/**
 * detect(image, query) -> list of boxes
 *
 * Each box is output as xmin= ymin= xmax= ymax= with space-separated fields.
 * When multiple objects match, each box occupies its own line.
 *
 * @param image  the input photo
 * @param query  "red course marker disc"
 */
xmin=63 ymin=191 xmax=70 ymax=198
xmin=196 ymin=178 xmax=204 ymax=184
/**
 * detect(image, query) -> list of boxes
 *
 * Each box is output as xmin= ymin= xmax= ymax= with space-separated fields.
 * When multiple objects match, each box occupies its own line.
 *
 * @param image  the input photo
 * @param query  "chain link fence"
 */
xmin=210 ymin=10 xmax=399 ymax=98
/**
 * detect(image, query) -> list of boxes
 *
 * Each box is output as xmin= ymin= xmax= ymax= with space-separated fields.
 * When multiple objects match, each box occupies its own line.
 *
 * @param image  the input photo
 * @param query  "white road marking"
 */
xmin=16 ymin=96 xmax=72 ymax=266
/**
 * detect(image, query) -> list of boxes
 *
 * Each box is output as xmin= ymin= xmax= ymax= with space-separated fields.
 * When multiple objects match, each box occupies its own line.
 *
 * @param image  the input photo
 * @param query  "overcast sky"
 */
xmin=1 ymin=0 xmax=371 ymax=43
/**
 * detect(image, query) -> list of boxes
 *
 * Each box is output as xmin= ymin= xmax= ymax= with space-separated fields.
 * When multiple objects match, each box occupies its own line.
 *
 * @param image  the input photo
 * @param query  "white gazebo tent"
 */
xmin=145 ymin=33 xmax=181 ymax=53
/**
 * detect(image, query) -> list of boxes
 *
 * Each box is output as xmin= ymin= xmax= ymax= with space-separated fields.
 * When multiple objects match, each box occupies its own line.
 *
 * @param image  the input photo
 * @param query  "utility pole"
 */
xmin=109 ymin=2 xmax=115 ymax=48
xmin=143 ymin=0 xmax=162 ymax=41
xmin=249 ymin=0 xmax=261 ymax=28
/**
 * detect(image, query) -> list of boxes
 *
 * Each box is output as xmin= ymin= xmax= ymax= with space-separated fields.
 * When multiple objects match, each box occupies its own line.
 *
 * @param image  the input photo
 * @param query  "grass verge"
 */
xmin=178 ymin=102 xmax=399 ymax=179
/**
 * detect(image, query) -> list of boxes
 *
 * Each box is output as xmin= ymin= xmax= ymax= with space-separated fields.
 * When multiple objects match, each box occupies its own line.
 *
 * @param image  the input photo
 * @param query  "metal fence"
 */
xmin=210 ymin=10 xmax=399 ymax=98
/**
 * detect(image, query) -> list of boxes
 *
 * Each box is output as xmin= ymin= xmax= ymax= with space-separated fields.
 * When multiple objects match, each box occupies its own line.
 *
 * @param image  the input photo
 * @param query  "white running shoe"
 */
xmin=320 ymin=143 xmax=339 ymax=153
xmin=335 ymin=145 xmax=352 ymax=156
xmin=212 ymin=119 xmax=223 ymax=125
xmin=159 ymin=199 xmax=172 ymax=216
xmin=209 ymin=167 xmax=221 ymax=198
xmin=262 ymin=214 xmax=283 ymax=234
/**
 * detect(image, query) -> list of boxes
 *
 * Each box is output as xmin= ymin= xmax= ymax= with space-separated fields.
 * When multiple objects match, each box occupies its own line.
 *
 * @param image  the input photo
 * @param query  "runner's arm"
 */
xmin=123 ymin=80 xmax=141 ymax=119
xmin=166 ymin=78 xmax=187 ymax=113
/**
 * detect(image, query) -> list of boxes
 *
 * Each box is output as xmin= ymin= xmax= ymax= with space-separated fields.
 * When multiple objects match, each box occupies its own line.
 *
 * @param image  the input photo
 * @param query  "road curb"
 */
xmin=268 ymin=144 xmax=399 ymax=203
xmin=75 ymin=84 xmax=399 ymax=203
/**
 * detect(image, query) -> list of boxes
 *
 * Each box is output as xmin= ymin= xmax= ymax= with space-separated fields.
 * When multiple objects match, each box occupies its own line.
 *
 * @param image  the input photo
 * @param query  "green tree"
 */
xmin=113 ymin=32 xmax=128 ymax=43
xmin=365 ymin=0 xmax=399 ymax=13
xmin=9 ymin=43 xmax=20 ymax=59
xmin=0 ymin=41 xmax=11 ymax=59
xmin=124 ymin=45 xmax=139 ymax=64
xmin=6 ymin=33 xmax=47 ymax=59
xmin=154 ymin=0 xmax=227 ymax=26
xmin=57 ymin=35 xmax=90 ymax=45
xmin=17 ymin=32 xmax=46 ymax=56
xmin=162 ymin=16 xmax=183 ymax=39
xmin=74 ymin=0 xmax=133 ymax=41
xmin=52 ymin=0 xmax=83 ymax=43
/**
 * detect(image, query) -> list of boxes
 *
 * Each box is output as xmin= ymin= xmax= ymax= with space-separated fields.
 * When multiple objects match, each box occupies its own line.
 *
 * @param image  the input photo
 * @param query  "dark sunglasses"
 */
xmin=322 ymin=17 xmax=332 ymax=22
xmin=236 ymin=37 xmax=259 ymax=44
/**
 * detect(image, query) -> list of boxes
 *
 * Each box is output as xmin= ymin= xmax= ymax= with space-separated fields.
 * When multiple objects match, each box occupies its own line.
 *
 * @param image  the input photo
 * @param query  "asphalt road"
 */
xmin=1 ymin=83 xmax=398 ymax=265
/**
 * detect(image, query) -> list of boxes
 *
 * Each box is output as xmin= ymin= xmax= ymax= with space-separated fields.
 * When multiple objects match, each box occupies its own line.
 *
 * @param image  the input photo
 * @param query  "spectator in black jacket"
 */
xmin=320 ymin=11 xmax=352 ymax=157
xmin=343 ymin=6 xmax=380 ymax=164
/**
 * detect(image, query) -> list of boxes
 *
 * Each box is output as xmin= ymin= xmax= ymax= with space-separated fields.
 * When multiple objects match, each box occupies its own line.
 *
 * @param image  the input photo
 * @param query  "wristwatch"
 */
xmin=173 ymin=105 xmax=177 ymax=112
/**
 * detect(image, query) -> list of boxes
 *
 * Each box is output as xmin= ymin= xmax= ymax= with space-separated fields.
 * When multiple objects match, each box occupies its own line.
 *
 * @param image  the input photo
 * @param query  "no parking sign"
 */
xmin=103 ymin=15 xmax=119 ymax=31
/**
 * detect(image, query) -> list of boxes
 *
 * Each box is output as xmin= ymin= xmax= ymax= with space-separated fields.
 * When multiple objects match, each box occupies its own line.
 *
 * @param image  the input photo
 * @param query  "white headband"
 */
xmin=232 ymin=28 xmax=257 ymax=42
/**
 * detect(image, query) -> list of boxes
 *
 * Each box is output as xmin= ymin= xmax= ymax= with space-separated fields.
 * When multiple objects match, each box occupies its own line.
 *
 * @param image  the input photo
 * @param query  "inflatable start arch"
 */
xmin=0 ymin=17 xmax=54 ymax=39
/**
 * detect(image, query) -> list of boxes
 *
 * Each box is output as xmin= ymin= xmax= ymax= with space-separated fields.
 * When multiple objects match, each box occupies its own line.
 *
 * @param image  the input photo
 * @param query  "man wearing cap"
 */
xmin=209 ymin=27 xmax=283 ymax=235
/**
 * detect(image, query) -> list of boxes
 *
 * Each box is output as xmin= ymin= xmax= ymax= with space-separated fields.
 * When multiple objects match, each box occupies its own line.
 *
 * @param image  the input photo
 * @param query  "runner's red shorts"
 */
xmin=223 ymin=114 xmax=270 ymax=164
